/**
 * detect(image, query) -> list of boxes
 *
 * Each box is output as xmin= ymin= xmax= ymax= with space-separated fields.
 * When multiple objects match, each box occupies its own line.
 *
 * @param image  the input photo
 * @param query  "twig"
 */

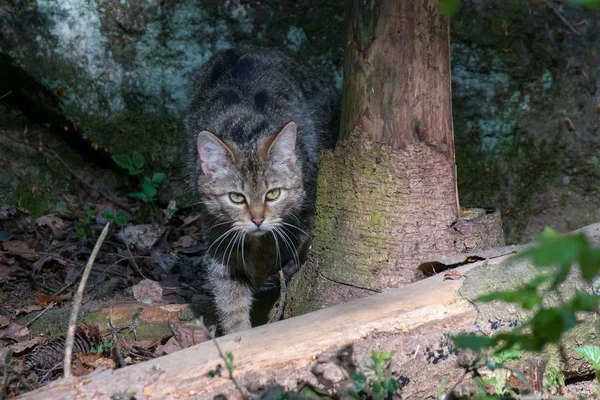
xmin=267 ymin=270 xmax=287 ymax=324
xmin=124 ymin=242 xmax=147 ymax=280
xmin=108 ymin=306 xmax=126 ymax=369
xmin=0 ymin=91 xmax=12 ymax=101
xmin=47 ymin=150 xmax=132 ymax=213
xmin=63 ymin=222 xmax=111 ymax=378
xmin=545 ymin=0 xmax=580 ymax=36
xmin=0 ymin=302 xmax=56 ymax=339
xmin=167 ymin=320 xmax=184 ymax=349
xmin=197 ymin=317 xmax=247 ymax=399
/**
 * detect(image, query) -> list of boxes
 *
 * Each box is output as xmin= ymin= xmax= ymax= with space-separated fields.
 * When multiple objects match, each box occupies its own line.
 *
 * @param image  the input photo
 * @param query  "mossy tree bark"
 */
xmin=285 ymin=0 xmax=504 ymax=317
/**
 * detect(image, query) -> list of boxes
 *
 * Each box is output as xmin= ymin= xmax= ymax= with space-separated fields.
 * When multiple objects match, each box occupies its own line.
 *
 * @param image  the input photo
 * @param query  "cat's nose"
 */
xmin=251 ymin=217 xmax=264 ymax=227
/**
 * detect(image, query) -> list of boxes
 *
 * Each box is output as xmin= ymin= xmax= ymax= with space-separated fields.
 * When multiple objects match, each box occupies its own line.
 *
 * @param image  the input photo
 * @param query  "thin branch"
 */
xmin=0 ymin=91 xmax=12 ymax=101
xmin=63 ymin=222 xmax=111 ymax=378
xmin=197 ymin=318 xmax=246 ymax=399
xmin=545 ymin=0 xmax=580 ymax=36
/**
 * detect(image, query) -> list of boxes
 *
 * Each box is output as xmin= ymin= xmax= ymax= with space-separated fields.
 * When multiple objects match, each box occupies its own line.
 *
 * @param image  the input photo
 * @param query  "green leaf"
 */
xmin=574 ymin=345 xmax=600 ymax=370
xmin=531 ymin=308 xmax=576 ymax=345
xmin=476 ymin=288 xmax=542 ymax=310
xmin=351 ymin=372 xmax=366 ymax=392
xmin=83 ymin=204 xmax=94 ymax=218
xmin=371 ymin=380 xmax=383 ymax=400
xmin=580 ymin=247 xmax=600 ymax=282
xmin=568 ymin=291 xmax=599 ymax=312
xmin=144 ymin=176 xmax=152 ymax=185
xmin=103 ymin=209 xmax=115 ymax=221
xmin=439 ymin=0 xmax=460 ymax=16
xmin=516 ymin=228 xmax=588 ymax=268
xmin=452 ymin=334 xmax=493 ymax=350
xmin=382 ymin=378 xmax=398 ymax=393
xmin=131 ymin=151 xmax=145 ymax=170
xmin=142 ymin=183 xmax=158 ymax=199
xmin=112 ymin=154 xmax=133 ymax=170
xmin=76 ymin=227 xmax=85 ymax=236
xmin=152 ymin=172 xmax=165 ymax=184
xmin=165 ymin=207 xmax=178 ymax=215
xmin=114 ymin=210 xmax=128 ymax=226
xmin=129 ymin=192 xmax=150 ymax=202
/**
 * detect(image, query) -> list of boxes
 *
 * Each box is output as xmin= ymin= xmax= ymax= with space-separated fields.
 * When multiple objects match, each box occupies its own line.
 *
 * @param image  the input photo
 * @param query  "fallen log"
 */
xmin=17 ymin=223 xmax=600 ymax=399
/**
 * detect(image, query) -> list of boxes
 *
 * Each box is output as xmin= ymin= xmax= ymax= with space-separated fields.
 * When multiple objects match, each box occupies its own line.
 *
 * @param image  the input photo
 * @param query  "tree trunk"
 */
xmin=285 ymin=0 xmax=504 ymax=317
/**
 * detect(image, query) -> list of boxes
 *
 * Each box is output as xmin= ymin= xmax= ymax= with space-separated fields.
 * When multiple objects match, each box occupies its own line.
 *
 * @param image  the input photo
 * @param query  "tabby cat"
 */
xmin=182 ymin=46 xmax=337 ymax=334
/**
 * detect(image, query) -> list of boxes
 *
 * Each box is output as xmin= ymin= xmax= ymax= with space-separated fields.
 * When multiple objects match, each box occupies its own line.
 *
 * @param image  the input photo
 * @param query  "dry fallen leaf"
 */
xmin=443 ymin=270 xmax=463 ymax=281
xmin=172 ymin=235 xmax=197 ymax=248
xmin=36 ymin=293 xmax=69 ymax=307
xmin=2 ymin=240 xmax=38 ymax=261
xmin=120 ymin=225 xmax=163 ymax=251
xmin=154 ymin=324 xmax=209 ymax=356
xmin=132 ymin=279 xmax=163 ymax=304
xmin=0 ymin=315 xmax=11 ymax=329
xmin=35 ymin=215 xmax=66 ymax=231
xmin=0 ymin=321 xmax=29 ymax=338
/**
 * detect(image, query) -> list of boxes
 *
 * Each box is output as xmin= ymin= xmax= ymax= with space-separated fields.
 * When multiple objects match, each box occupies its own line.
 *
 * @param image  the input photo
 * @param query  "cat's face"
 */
xmin=196 ymin=122 xmax=304 ymax=237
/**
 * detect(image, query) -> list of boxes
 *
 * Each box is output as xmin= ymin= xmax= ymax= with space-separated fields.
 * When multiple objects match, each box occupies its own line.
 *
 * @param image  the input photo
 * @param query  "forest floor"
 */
xmin=0 ymin=106 xmax=599 ymax=399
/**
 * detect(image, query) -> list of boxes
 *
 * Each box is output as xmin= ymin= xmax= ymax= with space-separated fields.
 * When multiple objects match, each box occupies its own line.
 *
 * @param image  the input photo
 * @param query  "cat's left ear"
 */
xmin=267 ymin=121 xmax=297 ymax=166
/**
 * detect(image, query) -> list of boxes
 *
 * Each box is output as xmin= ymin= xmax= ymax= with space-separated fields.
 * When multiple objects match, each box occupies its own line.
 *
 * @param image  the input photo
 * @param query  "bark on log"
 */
xmin=284 ymin=0 xmax=504 ymax=317
xmin=18 ymin=223 xmax=600 ymax=400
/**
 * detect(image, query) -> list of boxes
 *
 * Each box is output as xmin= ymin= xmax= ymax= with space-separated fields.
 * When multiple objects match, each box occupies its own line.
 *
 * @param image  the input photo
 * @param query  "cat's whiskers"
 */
xmin=205 ymin=226 xmax=238 ymax=258
xmin=240 ymin=231 xmax=248 ymax=273
xmin=270 ymin=231 xmax=282 ymax=270
xmin=204 ymin=220 xmax=232 ymax=235
xmin=280 ymin=222 xmax=313 ymax=243
xmin=226 ymin=230 xmax=242 ymax=268
xmin=274 ymin=227 xmax=300 ymax=270
xmin=222 ymin=229 xmax=242 ymax=267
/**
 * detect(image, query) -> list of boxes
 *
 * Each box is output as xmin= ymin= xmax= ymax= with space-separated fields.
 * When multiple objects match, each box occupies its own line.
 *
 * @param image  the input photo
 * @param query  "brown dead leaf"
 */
xmin=443 ymin=270 xmax=463 ymax=281
xmin=120 ymin=225 xmax=163 ymax=251
xmin=0 ymin=315 xmax=10 ymax=329
xmin=35 ymin=215 xmax=66 ymax=231
xmin=9 ymin=337 xmax=45 ymax=355
xmin=176 ymin=324 xmax=209 ymax=348
xmin=2 ymin=240 xmax=38 ymax=261
xmin=172 ymin=235 xmax=197 ymax=248
xmin=154 ymin=336 xmax=181 ymax=356
xmin=564 ymin=117 xmax=577 ymax=132
xmin=77 ymin=353 xmax=103 ymax=368
xmin=36 ymin=293 xmax=69 ymax=307
xmin=0 ymin=260 xmax=27 ymax=282
xmin=132 ymin=279 xmax=163 ymax=304
xmin=14 ymin=304 xmax=43 ymax=316
xmin=153 ymin=324 xmax=209 ymax=356
xmin=0 ymin=322 xmax=29 ymax=338
xmin=71 ymin=358 xmax=93 ymax=377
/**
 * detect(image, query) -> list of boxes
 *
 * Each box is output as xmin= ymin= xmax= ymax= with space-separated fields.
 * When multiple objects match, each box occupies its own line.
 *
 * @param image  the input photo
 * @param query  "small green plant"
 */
xmin=90 ymin=342 xmax=114 ymax=355
xmin=112 ymin=151 xmax=175 ymax=223
xmin=451 ymin=227 xmax=600 ymax=396
xmin=350 ymin=350 xmax=399 ymax=400
xmin=103 ymin=209 xmax=128 ymax=226
xmin=76 ymin=204 xmax=96 ymax=236
xmin=112 ymin=152 xmax=145 ymax=176
xmin=480 ymin=347 xmax=523 ymax=396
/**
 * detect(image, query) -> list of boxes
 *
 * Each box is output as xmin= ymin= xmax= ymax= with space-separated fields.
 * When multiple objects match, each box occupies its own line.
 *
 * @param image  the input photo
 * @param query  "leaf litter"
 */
xmin=0 ymin=197 xmax=217 ymax=397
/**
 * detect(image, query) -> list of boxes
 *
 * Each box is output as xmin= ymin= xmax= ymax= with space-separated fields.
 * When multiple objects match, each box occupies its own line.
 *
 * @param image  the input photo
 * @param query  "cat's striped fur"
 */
xmin=182 ymin=46 xmax=337 ymax=334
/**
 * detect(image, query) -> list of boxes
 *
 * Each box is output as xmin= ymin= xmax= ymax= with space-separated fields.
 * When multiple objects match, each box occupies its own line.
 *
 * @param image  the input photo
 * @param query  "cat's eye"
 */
xmin=228 ymin=192 xmax=246 ymax=204
xmin=265 ymin=188 xmax=281 ymax=201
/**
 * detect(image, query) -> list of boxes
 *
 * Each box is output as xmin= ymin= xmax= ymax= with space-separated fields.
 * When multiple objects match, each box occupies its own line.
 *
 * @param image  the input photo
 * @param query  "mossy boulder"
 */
xmin=1 ymin=0 xmax=599 ymax=243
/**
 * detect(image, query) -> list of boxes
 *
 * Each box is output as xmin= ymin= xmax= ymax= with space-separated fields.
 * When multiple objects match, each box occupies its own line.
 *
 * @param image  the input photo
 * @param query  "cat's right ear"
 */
xmin=197 ymin=131 xmax=234 ymax=178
